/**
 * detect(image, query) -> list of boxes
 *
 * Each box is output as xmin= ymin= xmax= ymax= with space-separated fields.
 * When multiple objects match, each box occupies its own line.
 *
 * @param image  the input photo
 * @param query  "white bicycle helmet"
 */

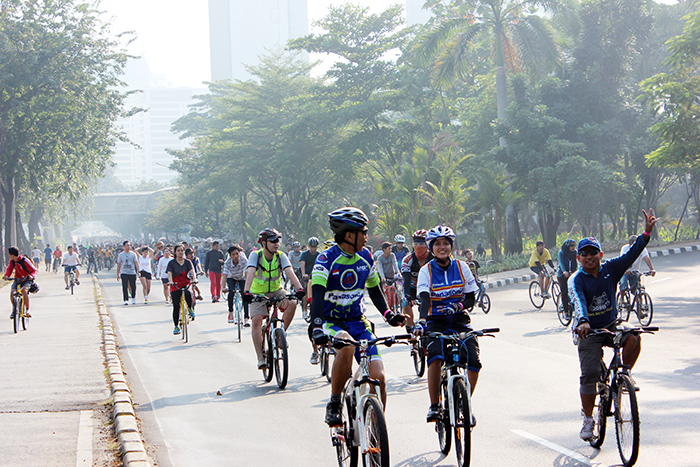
xmin=426 ymin=225 xmax=456 ymax=251
xmin=394 ymin=234 xmax=406 ymax=243
xmin=307 ymin=237 xmax=320 ymax=247
xmin=292 ymin=241 xmax=301 ymax=248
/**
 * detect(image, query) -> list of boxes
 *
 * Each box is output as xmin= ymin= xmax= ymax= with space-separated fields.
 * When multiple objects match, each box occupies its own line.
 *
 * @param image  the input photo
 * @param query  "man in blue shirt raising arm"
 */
xmin=570 ymin=209 xmax=657 ymax=441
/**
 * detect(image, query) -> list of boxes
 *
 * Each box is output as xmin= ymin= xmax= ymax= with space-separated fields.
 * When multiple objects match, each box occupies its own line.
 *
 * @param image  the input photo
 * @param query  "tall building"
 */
xmin=208 ymin=0 xmax=309 ymax=82
xmin=405 ymin=0 xmax=432 ymax=26
xmin=112 ymin=58 xmax=205 ymax=187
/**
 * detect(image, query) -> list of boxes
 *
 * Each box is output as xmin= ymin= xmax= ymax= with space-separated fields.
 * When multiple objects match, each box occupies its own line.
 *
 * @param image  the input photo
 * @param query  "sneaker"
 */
xmin=580 ymin=417 xmax=595 ymax=441
xmin=65 ymin=286 xmax=70 ymax=290
xmin=173 ymin=326 xmax=180 ymax=335
xmin=197 ymin=295 xmax=204 ymax=301
xmin=188 ymin=310 xmax=195 ymax=321
xmin=132 ymin=298 xmax=136 ymax=305
xmin=144 ymin=296 xmax=148 ymax=304
xmin=325 ymin=398 xmax=342 ymax=426
xmin=9 ymin=312 xmax=14 ymax=319
xmin=228 ymin=312 xmax=234 ymax=324
xmin=124 ymin=300 xmax=129 ymax=306
xmin=257 ymin=359 xmax=267 ymax=370
xmin=542 ymin=292 xmax=550 ymax=299
xmin=310 ymin=351 xmax=319 ymax=365
xmin=302 ymin=309 xmax=309 ymax=321
xmin=470 ymin=412 xmax=477 ymax=427
xmin=426 ymin=403 xmax=441 ymax=423
xmin=75 ymin=279 xmax=80 ymax=285
xmin=244 ymin=319 xmax=251 ymax=327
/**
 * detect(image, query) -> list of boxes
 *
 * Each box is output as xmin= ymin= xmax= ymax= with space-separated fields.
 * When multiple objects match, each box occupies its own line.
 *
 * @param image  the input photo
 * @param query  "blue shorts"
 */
xmin=64 ymin=265 xmax=78 ymax=273
xmin=322 ymin=317 xmax=381 ymax=363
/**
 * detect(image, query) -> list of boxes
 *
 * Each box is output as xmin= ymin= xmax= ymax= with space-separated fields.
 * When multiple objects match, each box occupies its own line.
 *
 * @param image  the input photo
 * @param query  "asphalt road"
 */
xmin=100 ymin=250 xmax=700 ymax=467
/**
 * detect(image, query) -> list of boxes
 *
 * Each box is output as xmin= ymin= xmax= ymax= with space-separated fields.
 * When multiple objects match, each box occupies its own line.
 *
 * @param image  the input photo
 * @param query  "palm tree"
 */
xmin=413 ymin=0 xmax=564 ymax=253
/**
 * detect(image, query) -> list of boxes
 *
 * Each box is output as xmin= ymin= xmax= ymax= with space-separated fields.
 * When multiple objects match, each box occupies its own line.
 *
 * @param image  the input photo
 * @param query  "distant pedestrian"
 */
xmin=137 ymin=246 xmax=154 ymax=304
xmin=204 ymin=241 xmax=225 ymax=302
xmin=116 ymin=241 xmax=139 ymax=306
xmin=43 ymin=244 xmax=52 ymax=272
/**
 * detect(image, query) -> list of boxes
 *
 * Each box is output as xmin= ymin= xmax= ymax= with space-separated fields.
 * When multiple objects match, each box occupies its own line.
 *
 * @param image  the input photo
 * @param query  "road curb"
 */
xmin=91 ymin=276 xmax=153 ymax=467
xmin=482 ymin=244 xmax=699 ymax=290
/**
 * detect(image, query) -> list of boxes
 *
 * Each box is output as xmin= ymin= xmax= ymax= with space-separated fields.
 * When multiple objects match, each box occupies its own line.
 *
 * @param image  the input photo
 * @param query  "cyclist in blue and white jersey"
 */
xmin=401 ymin=229 xmax=433 ymax=330
xmin=412 ymin=226 xmax=480 ymax=423
xmin=311 ymin=207 xmax=407 ymax=426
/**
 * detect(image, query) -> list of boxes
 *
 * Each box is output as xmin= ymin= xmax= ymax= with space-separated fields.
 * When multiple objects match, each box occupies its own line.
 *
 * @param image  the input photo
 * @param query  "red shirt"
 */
xmin=5 ymin=255 xmax=37 ymax=280
xmin=53 ymin=249 xmax=62 ymax=259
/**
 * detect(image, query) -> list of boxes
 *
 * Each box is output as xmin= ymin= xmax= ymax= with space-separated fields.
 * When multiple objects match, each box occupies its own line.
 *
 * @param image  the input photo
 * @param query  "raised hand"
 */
xmin=642 ymin=208 xmax=658 ymax=234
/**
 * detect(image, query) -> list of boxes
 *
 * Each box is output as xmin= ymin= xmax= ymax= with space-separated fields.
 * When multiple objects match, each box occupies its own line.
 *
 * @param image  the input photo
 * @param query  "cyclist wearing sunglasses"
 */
xmin=243 ymin=228 xmax=306 ymax=370
xmin=570 ymin=209 xmax=657 ymax=441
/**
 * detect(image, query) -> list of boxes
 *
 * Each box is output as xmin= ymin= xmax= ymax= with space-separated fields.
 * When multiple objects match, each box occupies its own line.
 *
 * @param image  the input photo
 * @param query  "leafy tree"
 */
xmin=0 ymin=0 xmax=130 ymax=252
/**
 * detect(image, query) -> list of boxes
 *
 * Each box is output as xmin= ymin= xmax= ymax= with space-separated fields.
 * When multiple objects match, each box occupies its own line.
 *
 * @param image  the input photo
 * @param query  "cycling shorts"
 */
xmin=425 ymin=320 xmax=481 ymax=372
xmin=64 ymin=265 xmax=78 ymax=273
xmin=322 ymin=317 xmax=380 ymax=363
xmin=139 ymin=271 xmax=152 ymax=280
xmin=530 ymin=265 xmax=544 ymax=275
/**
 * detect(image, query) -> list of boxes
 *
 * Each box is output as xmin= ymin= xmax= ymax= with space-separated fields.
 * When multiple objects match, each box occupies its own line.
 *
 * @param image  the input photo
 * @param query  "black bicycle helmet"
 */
xmin=328 ymin=207 xmax=369 ymax=234
xmin=308 ymin=237 xmax=320 ymax=247
xmin=258 ymin=228 xmax=282 ymax=244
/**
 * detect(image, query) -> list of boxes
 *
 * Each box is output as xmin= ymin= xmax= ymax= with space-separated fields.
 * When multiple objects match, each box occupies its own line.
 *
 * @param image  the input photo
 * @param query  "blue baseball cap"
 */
xmin=577 ymin=237 xmax=601 ymax=252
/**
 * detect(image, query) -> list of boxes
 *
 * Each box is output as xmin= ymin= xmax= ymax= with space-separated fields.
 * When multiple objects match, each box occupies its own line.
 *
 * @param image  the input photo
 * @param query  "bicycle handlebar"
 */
xmin=427 ymin=328 xmax=500 ymax=340
xmin=588 ymin=325 xmax=658 ymax=337
xmin=330 ymin=334 xmax=412 ymax=349
xmin=251 ymin=293 xmax=297 ymax=304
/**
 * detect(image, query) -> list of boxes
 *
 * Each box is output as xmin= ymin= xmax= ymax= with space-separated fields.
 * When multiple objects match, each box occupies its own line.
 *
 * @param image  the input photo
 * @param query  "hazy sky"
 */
xmin=99 ymin=0 xmax=402 ymax=88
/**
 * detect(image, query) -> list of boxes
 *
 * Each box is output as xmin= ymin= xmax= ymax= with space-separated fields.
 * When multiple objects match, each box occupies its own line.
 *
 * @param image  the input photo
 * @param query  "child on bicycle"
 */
xmin=412 ymin=226 xmax=480 ymax=424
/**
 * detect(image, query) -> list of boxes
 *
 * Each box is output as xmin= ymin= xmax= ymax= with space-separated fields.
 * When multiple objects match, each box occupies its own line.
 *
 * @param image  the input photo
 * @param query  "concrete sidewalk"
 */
xmin=0 ymin=268 xmax=123 ymax=466
xmin=479 ymin=239 xmax=700 ymax=289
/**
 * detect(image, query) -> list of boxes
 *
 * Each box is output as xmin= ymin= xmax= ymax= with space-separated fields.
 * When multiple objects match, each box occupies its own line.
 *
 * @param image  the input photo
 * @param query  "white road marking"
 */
xmin=511 ymin=429 xmax=610 ymax=467
xmin=76 ymin=410 xmax=93 ymax=466
xmin=651 ymin=277 xmax=672 ymax=284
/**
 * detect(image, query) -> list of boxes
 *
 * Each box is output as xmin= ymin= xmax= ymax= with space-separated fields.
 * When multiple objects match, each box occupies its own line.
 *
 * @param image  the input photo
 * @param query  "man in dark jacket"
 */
xmin=570 ymin=209 xmax=657 ymax=441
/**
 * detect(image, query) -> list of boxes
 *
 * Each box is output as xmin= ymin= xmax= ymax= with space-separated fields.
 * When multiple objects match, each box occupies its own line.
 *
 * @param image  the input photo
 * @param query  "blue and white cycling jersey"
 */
xmin=417 ymin=258 xmax=478 ymax=317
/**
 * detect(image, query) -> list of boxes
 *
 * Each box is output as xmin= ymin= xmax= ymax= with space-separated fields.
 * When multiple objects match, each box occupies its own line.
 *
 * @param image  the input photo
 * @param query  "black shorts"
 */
xmin=161 ymin=278 xmax=169 ymax=284
xmin=139 ymin=271 xmax=152 ymax=280
xmin=14 ymin=278 xmax=38 ymax=293
xmin=425 ymin=319 xmax=481 ymax=372
xmin=530 ymin=265 xmax=544 ymax=275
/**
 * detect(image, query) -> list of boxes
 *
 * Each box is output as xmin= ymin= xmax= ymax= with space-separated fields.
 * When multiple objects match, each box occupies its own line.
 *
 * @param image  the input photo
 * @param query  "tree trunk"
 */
xmin=28 ymin=206 xmax=44 ymax=243
xmin=15 ymin=211 xmax=31 ymax=254
xmin=504 ymin=204 xmax=522 ymax=254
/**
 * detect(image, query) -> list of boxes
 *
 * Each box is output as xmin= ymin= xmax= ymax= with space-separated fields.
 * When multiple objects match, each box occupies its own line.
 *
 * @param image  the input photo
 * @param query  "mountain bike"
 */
xmin=529 ymin=266 xmax=559 ymax=309
xmin=586 ymin=324 xmax=657 ymax=467
xmin=253 ymin=293 xmax=296 ymax=389
xmin=9 ymin=281 xmax=29 ymax=333
xmin=383 ymin=277 xmax=402 ymax=314
xmin=616 ymin=271 xmax=654 ymax=326
xmin=319 ymin=340 xmax=336 ymax=383
xmin=329 ymin=333 xmax=411 ymax=467
xmin=428 ymin=328 xmax=499 ymax=467
xmin=466 ymin=260 xmax=492 ymax=314
xmin=406 ymin=298 xmax=426 ymax=377
xmin=63 ymin=264 xmax=80 ymax=295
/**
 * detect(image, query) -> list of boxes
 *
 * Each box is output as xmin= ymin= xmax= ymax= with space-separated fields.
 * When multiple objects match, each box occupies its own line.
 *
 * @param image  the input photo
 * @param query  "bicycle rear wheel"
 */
xmin=412 ymin=338 xmax=426 ymax=377
xmin=556 ymin=294 xmax=572 ymax=326
xmin=437 ymin=380 xmax=452 ymax=454
xmin=262 ymin=329 xmax=274 ymax=382
xmin=529 ymin=281 xmax=545 ymax=309
xmin=70 ymin=277 xmax=74 ymax=295
xmin=481 ymin=293 xmax=491 ymax=314
xmin=362 ymin=397 xmax=390 ymax=467
xmin=333 ymin=395 xmax=358 ymax=467
xmin=453 ymin=378 xmax=471 ymax=467
xmin=589 ymin=383 xmax=609 ymax=448
xmin=273 ymin=328 xmax=289 ymax=389
xmin=636 ymin=292 xmax=653 ymax=327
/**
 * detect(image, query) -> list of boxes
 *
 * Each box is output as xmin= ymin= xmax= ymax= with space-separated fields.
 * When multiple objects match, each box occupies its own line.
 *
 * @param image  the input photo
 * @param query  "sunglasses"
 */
xmin=578 ymin=249 xmax=600 ymax=257
xmin=268 ymin=238 xmax=280 ymax=243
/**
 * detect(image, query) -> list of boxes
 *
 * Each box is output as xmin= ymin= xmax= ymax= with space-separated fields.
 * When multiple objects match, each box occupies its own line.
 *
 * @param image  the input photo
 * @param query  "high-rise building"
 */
xmin=208 ymin=0 xmax=309 ymax=82
xmin=111 ymin=58 xmax=205 ymax=187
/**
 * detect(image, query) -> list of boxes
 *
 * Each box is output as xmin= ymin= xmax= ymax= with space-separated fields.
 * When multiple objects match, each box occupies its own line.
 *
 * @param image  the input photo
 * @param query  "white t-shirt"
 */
xmin=138 ymin=255 xmax=152 ymax=274
xmin=620 ymin=244 xmax=649 ymax=271
xmin=63 ymin=251 xmax=80 ymax=266
xmin=32 ymin=248 xmax=41 ymax=259
xmin=156 ymin=256 xmax=173 ymax=280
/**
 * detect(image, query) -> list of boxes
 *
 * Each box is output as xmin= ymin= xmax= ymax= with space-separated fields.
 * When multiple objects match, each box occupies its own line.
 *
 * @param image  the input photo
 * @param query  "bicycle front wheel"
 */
xmin=362 ymin=397 xmax=390 ymax=467
xmin=234 ymin=294 xmax=242 ymax=343
xmin=412 ymin=338 xmax=426 ymax=377
xmin=273 ymin=328 xmax=289 ymax=389
xmin=529 ymin=281 xmax=545 ymax=309
xmin=12 ymin=296 xmax=20 ymax=334
xmin=180 ymin=303 xmax=189 ymax=344
xmin=326 ymin=347 xmax=336 ymax=383
xmin=551 ymin=281 xmax=561 ymax=306
xmin=437 ymin=380 xmax=451 ymax=454
xmin=453 ymin=378 xmax=471 ymax=467
xmin=636 ymin=293 xmax=653 ymax=326
xmin=481 ymin=293 xmax=491 ymax=314
xmin=614 ymin=374 xmax=640 ymax=467
xmin=262 ymin=329 xmax=274 ymax=382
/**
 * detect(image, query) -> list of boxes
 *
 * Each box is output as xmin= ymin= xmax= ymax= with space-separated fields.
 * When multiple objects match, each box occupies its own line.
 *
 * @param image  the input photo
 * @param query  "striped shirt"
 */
xmin=223 ymin=254 xmax=248 ymax=281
